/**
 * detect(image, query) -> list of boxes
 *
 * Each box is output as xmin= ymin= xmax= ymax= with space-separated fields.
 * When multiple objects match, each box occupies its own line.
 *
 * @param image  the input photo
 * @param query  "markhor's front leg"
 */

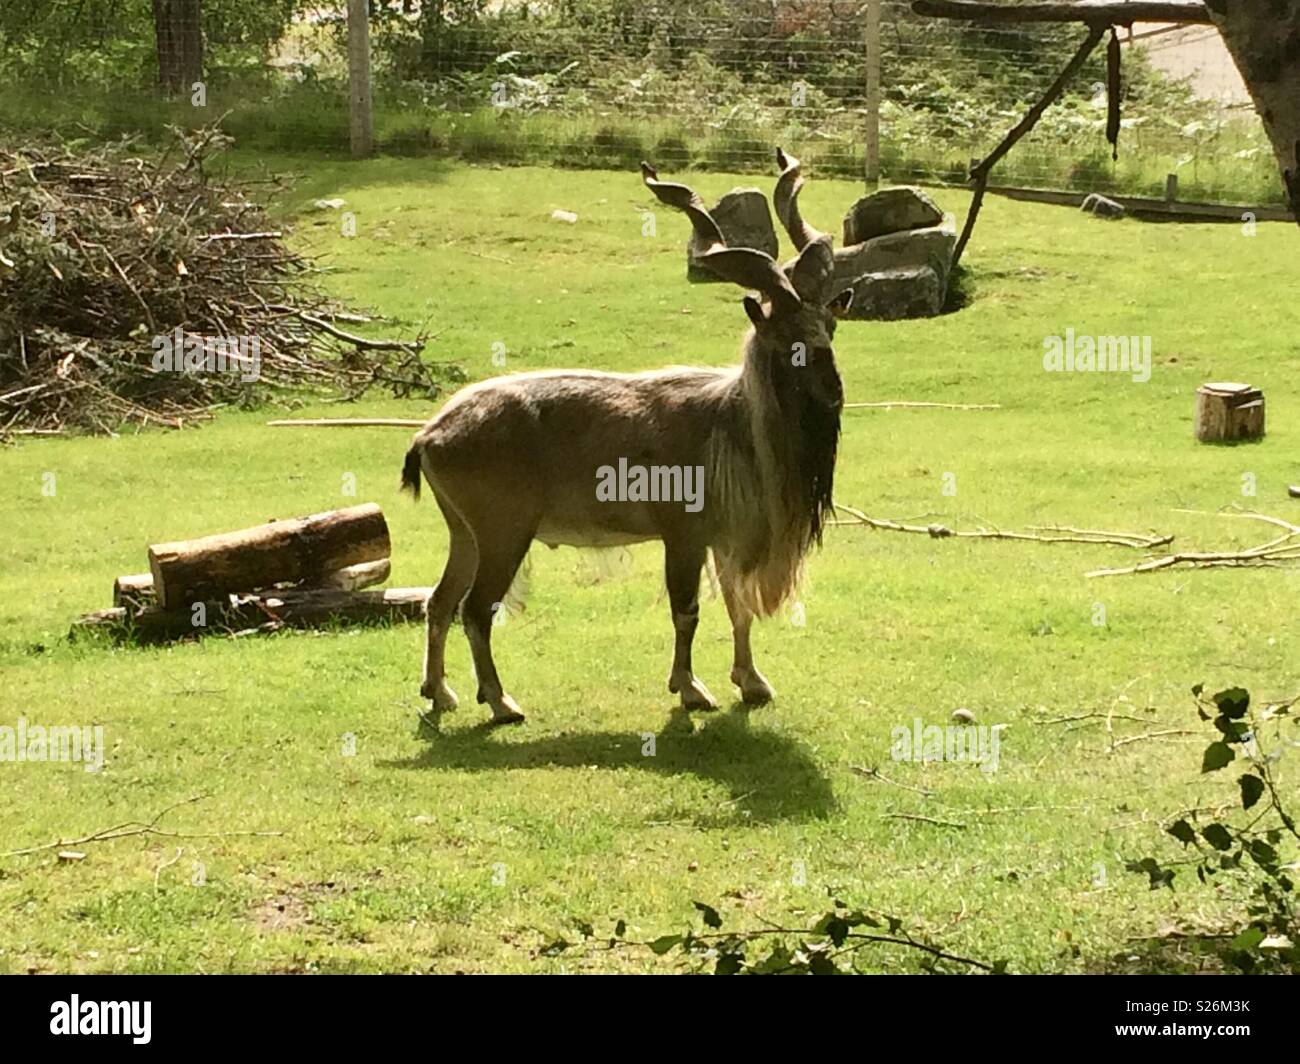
xmin=664 ymin=539 xmax=718 ymax=710
xmin=716 ymin=553 xmax=775 ymax=705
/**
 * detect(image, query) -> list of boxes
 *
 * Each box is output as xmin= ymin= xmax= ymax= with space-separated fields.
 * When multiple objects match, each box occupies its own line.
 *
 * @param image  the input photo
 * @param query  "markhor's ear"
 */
xmin=828 ymin=288 xmax=854 ymax=319
xmin=742 ymin=295 xmax=768 ymax=327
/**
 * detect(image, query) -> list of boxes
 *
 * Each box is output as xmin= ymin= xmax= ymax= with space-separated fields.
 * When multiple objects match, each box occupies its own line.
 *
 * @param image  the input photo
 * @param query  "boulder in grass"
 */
xmin=1081 ymin=193 xmax=1125 ymax=219
xmin=842 ymin=187 xmax=943 ymax=245
xmin=687 ymin=189 xmax=779 ymax=282
xmin=832 ymin=224 xmax=957 ymax=293
xmin=841 ymin=266 xmax=945 ymax=321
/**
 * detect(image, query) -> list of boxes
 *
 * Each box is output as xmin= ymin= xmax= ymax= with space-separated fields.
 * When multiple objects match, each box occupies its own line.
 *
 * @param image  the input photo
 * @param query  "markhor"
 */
xmin=49 ymin=995 xmax=151 ymax=1044
xmin=595 ymin=458 xmax=705 ymax=513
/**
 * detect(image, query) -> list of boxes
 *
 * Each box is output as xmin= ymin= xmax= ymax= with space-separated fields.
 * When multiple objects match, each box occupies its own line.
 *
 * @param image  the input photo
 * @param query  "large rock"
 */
xmin=687 ymin=188 xmax=779 ymax=283
xmin=832 ymin=224 xmax=956 ymax=293
xmin=841 ymin=266 xmax=945 ymax=320
xmin=842 ymin=187 xmax=943 ymax=245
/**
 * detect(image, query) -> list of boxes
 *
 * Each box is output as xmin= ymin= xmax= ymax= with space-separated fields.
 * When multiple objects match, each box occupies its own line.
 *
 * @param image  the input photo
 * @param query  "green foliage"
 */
xmin=1125 ymin=684 xmax=1299 ymax=974
xmin=0 ymin=0 xmax=297 ymax=87
xmin=602 ymin=890 xmax=1003 ymax=974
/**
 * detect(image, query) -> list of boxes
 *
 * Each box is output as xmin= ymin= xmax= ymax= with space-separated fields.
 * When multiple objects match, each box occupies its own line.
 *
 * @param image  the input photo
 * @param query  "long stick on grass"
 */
xmin=832 ymin=502 xmax=1172 ymax=549
xmin=1087 ymin=509 xmax=1300 ymax=577
xmin=0 ymin=794 xmax=283 ymax=858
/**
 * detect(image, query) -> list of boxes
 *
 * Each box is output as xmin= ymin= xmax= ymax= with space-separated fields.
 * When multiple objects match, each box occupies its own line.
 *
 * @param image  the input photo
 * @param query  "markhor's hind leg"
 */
xmin=421 ymin=495 xmax=476 ymax=711
xmin=462 ymin=526 xmax=534 ymax=725
xmin=665 ymin=538 xmax=717 ymax=710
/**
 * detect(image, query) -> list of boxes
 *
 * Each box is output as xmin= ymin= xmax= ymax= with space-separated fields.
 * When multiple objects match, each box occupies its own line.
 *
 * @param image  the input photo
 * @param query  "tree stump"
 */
xmin=1195 ymin=382 xmax=1265 ymax=442
xmin=147 ymin=504 xmax=391 ymax=609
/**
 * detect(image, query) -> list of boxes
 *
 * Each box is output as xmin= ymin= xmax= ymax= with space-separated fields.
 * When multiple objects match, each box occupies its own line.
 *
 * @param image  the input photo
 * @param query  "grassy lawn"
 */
xmin=1 ymin=156 xmax=1297 ymax=973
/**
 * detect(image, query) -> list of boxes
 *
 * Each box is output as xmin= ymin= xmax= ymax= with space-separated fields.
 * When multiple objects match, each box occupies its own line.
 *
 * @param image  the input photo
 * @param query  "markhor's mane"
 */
xmin=705 ymin=331 xmax=840 ymax=617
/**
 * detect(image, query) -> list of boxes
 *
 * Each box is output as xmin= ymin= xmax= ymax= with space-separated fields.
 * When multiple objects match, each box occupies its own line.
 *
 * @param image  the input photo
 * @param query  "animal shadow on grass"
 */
xmin=384 ymin=707 xmax=836 ymax=826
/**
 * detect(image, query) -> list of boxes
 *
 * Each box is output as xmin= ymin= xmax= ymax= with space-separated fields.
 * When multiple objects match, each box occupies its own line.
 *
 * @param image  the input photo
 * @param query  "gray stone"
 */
xmin=687 ymin=188 xmax=779 ymax=283
xmin=842 ymin=186 xmax=943 ymax=245
xmin=832 ymin=224 xmax=956 ymax=294
xmin=1081 ymin=193 xmax=1125 ymax=219
xmin=841 ymin=266 xmax=945 ymax=320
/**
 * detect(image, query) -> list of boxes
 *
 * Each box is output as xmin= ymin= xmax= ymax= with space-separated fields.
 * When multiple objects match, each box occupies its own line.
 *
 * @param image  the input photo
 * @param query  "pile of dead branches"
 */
xmin=0 ymin=125 xmax=451 ymax=436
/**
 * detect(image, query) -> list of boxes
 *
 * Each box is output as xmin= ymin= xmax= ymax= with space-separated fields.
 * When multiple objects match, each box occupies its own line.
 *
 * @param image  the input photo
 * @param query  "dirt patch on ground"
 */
xmin=251 ymin=893 xmax=313 ymax=933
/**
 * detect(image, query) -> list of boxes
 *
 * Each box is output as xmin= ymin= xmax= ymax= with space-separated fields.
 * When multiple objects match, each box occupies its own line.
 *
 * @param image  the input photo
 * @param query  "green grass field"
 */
xmin=1 ymin=157 xmax=1297 ymax=973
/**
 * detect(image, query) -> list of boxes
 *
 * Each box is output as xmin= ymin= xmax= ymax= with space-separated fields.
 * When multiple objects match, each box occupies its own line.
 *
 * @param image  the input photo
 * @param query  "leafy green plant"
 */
xmin=1126 ymin=684 xmax=1299 ymax=973
xmin=589 ymin=892 xmax=1004 ymax=974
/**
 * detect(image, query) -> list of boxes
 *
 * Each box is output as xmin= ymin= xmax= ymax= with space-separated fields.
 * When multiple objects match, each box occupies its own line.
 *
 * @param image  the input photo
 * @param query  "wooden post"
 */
xmin=348 ymin=0 xmax=374 ymax=157
xmin=864 ymin=0 xmax=882 ymax=186
xmin=1164 ymin=173 xmax=1178 ymax=203
xmin=1195 ymin=382 xmax=1265 ymax=442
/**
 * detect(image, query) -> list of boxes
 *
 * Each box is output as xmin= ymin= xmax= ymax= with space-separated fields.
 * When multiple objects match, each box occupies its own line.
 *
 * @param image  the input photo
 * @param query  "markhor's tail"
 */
xmin=400 ymin=445 xmax=422 ymax=500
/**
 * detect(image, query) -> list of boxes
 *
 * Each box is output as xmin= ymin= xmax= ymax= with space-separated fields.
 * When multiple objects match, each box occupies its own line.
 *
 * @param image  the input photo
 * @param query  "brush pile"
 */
xmin=0 ymin=125 xmax=450 ymax=437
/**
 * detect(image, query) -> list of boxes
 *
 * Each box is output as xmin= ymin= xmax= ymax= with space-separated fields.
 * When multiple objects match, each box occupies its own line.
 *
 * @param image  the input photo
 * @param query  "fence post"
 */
xmin=864 ymin=0 xmax=882 ymax=186
xmin=348 ymin=0 xmax=374 ymax=157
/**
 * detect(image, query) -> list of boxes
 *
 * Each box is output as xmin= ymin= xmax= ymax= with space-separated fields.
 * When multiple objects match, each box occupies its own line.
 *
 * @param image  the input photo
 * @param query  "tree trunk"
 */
xmin=1206 ymin=1 xmax=1300 ymax=223
xmin=153 ymin=0 xmax=204 ymax=96
xmin=147 ymin=504 xmax=391 ymax=609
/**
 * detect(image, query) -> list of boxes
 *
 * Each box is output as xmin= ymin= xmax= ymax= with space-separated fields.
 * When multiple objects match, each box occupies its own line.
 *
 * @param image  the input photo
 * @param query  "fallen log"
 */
xmin=111 ymin=557 xmax=392 ymax=608
xmin=147 ymin=504 xmax=391 ymax=609
xmin=75 ymin=586 xmax=433 ymax=641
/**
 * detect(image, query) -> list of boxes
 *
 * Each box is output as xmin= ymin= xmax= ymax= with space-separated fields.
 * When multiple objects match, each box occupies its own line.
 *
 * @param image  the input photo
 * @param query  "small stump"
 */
xmin=1195 ymin=382 xmax=1265 ymax=442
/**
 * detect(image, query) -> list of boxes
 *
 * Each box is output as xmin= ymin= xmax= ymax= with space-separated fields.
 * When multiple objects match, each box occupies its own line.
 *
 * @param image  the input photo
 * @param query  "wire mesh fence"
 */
xmin=0 ymin=1 xmax=1285 ymax=205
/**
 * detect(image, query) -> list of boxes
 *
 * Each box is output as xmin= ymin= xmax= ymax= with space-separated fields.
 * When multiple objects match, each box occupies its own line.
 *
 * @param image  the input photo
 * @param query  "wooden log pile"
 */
xmin=74 ymin=504 xmax=431 ymax=642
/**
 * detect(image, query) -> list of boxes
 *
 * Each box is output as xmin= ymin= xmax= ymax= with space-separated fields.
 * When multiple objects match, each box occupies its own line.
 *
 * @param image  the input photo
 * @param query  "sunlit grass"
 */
xmin=0 ymin=158 xmax=1297 ymax=973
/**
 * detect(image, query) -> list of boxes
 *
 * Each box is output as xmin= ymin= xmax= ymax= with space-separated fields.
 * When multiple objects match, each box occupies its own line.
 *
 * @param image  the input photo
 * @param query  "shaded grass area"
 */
xmin=0 ymin=158 xmax=1297 ymax=973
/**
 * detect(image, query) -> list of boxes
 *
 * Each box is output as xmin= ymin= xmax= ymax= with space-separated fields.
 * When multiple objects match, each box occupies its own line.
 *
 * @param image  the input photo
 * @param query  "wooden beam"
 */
xmin=347 ymin=0 xmax=374 ymax=157
xmin=863 ymin=0 xmax=882 ymax=184
xmin=911 ymin=0 xmax=1212 ymax=26
xmin=984 ymin=184 xmax=1294 ymax=223
xmin=952 ymin=25 xmax=1106 ymax=269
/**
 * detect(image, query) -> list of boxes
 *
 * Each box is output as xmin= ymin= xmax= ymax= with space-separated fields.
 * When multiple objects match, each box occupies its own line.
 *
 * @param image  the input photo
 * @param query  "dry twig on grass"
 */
xmin=849 ymin=764 xmax=935 ymax=797
xmin=1087 ymin=509 xmax=1300 ymax=577
xmin=881 ymin=812 xmax=968 ymax=829
xmin=0 ymin=794 xmax=282 ymax=858
xmin=832 ymin=503 xmax=1172 ymax=549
